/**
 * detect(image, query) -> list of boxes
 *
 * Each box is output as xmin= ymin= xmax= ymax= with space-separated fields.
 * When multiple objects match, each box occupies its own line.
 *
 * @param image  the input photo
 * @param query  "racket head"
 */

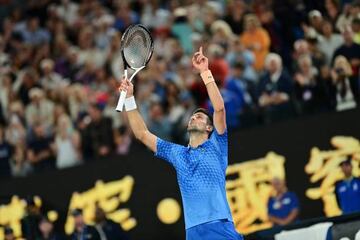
xmin=120 ymin=24 xmax=154 ymax=70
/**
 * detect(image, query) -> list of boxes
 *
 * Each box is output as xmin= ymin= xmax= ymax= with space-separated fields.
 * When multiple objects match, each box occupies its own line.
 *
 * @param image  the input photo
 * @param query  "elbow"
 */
xmin=135 ymin=130 xmax=147 ymax=142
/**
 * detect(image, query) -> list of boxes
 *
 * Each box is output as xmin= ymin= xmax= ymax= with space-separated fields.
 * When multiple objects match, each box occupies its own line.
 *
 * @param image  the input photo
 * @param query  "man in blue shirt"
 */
xmin=119 ymin=47 xmax=243 ymax=239
xmin=267 ymin=178 xmax=300 ymax=226
xmin=335 ymin=157 xmax=360 ymax=215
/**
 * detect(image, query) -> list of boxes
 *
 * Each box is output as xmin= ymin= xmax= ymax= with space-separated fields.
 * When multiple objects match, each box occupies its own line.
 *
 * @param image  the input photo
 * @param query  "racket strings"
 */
xmin=122 ymin=26 xmax=153 ymax=68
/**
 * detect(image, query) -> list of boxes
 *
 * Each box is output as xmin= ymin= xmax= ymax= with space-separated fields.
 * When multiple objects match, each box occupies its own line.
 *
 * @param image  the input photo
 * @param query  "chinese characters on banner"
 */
xmin=226 ymin=152 xmax=286 ymax=234
xmin=65 ymin=175 xmax=136 ymax=234
xmin=305 ymin=136 xmax=360 ymax=216
xmin=0 ymin=196 xmax=26 ymax=239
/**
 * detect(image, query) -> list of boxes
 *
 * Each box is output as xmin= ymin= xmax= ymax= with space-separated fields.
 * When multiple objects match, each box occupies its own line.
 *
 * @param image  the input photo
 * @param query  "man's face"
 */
xmin=74 ymin=215 xmax=84 ymax=229
xmin=187 ymin=112 xmax=211 ymax=134
xmin=272 ymin=178 xmax=285 ymax=192
xmin=341 ymin=163 xmax=353 ymax=177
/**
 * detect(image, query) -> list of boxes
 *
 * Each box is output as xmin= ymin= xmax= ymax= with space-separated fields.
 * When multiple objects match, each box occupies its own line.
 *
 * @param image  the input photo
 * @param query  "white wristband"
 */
xmin=124 ymin=96 xmax=137 ymax=111
xmin=200 ymin=70 xmax=215 ymax=85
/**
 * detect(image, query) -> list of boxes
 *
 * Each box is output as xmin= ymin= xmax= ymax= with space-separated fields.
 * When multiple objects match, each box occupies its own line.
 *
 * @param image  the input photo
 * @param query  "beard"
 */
xmin=187 ymin=124 xmax=206 ymax=134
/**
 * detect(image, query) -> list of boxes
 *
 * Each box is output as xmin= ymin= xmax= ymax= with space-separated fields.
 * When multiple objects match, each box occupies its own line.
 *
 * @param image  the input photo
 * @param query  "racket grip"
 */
xmin=116 ymin=90 xmax=127 ymax=112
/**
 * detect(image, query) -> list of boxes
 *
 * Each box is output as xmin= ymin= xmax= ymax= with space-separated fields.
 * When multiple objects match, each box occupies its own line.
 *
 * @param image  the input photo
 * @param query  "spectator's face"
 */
xmin=28 ymin=18 xmax=39 ymax=31
xmin=74 ymin=215 xmax=85 ymax=229
xmin=89 ymin=106 xmax=101 ymax=121
xmin=322 ymin=22 xmax=333 ymax=36
xmin=343 ymin=28 xmax=354 ymax=43
xmin=233 ymin=67 xmax=243 ymax=77
xmin=352 ymin=22 xmax=360 ymax=33
xmin=267 ymin=59 xmax=279 ymax=74
xmin=39 ymin=220 xmax=53 ymax=235
xmin=0 ymin=127 xmax=4 ymax=141
xmin=341 ymin=163 xmax=353 ymax=178
xmin=5 ymin=233 xmax=15 ymax=240
xmin=149 ymin=103 xmax=163 ymax=120
xmin=272 ymin=179 xmax=285 ymax=193
xmin=34 ymin=125 xmax=45 ymax=137
xmin=310 ymin=16 xmax=322 ymax=28
xmin=94 ymin=208 xmax=106 ymax=223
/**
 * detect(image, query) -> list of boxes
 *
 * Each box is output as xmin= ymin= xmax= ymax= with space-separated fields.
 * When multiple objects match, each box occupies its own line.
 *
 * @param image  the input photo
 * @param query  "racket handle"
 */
xmin=116 ymin=90 xmax=127 ymax=112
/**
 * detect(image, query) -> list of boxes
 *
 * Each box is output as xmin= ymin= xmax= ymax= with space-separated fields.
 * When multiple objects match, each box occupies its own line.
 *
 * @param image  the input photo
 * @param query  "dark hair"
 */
xmin=192 ymin=108 xmax=213 ymax=126
xmin=340 ymin=157 xmax=352 ymax=166
xmin=71 ymin=208 xmax=83 ymax=216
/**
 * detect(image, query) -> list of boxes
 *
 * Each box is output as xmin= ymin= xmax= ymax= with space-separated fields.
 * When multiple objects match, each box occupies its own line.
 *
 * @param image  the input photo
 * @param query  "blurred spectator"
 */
xmin=304 ymin=10 xmax=323 ymax=39
xmin=352 ymin=17 xmax=360 ymax=44
xmin=10 ymin=144 xmax=32 ymax=177
xmin=333 ymin=25 xmax=360 ymax=75
xmin=336 ymin=2 xmax=360 ymax=32
xmin=0 ymin=74 xmax=13 ymax=119
xmin=38 ymin=216 xmax=63 ymax=240
xmin=147 ymin=100 xmax=172 ymax=141
xmin=223 ymin=0 xmax=247 ymax=35
xmin=13 ymin=68 xmax=42 ymax=106
xmin=331 ymin=55 xmax=358 ymax=111
xmin=39 ymin=58 xmax=68 ymax=93
xmin=113 ymin=2 xmax=139 ymax=32
xmin=84 ymin=103 xmax=114 ymax=160
xmin=318 ymin=19 xmax=344 ymax=65
xmin=70 ymin=209 xmax=100 ymax=240
xmin=293 ymin=55 xmax=331 ymax=114
xmin=4 ymin=227 xmax=15 ymax=240
xmin=94 ymin=206 xmax=129 ymax=240
xmin=335 ymin=157 xmax=360 ymax=214
xmin=27 ymin=122 xmax=55 ymax=173
xmin=0 ymin=125 xmax=13 ymax=178
xmin=54 ymin=0 xmax=79 ymax=26
xmin=13 ymin=16 xmax=51 ymax=46
xmin=68 ymin=84 xmax=89 ymax=122
xmin=114 ymin=126 xmax=132 ymax=156
xmin=226 ymin=38 xmax=257 ymax=82
xmin=53 ymin=114 xmax=82 ymax=169
xmin=257 ymin=53 xmax=296 ymax=124
xmin=5 ymin=105 xmax=27 ymax=146
xmin=140 ymin=0 xmax=171 ymax=30
xmin=210 ymin=20 xmax=234 ymax=50
xmin=240 ymin=14 xmax=271 ymax=71
xmin=171 ymin=7 xmax=193 ymax=55
xmin=21 ymin=197 xmax=42 ymax=240
xmin=225 ymin=61 xmax=258 ymax=128
xmin=268 ymin=178 xmax=300 ymax=226
xmin=207 ymin=44 xmax=230 ymax=87
xmin=25 ymin=88 xmax=54 ymax=131
xmin=171 ymin=91 xmax=197 ymax=145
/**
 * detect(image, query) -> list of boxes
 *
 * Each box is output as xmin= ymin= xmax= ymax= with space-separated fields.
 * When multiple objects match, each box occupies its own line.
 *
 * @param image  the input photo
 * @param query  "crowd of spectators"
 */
xmin=0 ymin=0 xmax=359 ymax=178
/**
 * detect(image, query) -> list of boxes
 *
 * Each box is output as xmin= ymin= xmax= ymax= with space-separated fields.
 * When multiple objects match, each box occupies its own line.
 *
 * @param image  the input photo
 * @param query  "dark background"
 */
xmin=1 ymin=108 xmax=360 ymax=239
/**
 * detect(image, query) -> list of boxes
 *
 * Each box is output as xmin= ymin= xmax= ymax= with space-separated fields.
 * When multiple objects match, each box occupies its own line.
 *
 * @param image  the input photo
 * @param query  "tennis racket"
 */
xmin=116 ymin=24 xmax=154 ymax=112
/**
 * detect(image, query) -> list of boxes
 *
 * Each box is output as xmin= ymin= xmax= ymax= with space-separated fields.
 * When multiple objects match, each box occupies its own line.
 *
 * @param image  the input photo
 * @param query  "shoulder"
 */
xmin=335 ymin=180 xmax=344 ymax=189
xmin=287 ymin=191 xmax=299 ymax=199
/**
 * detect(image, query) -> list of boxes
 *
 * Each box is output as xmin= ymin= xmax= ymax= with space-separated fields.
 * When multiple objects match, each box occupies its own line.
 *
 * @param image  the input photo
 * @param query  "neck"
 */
xmin=189 ymin=132 xmax=208 ymax=148
xmin=345 ymin=174 xmax=353 ymax=180
xmin=276 ymin=188 xmax=287 ymax=197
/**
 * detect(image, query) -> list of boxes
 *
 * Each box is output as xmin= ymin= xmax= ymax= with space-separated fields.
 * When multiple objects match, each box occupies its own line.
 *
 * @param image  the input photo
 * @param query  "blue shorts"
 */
xmin=186 ymin=220 xmax=244 ymax=240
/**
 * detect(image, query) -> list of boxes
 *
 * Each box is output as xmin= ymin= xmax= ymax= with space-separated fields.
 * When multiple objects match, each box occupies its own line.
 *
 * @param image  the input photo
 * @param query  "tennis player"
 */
xmin=119 ymin=47 xmax=243 ymax=240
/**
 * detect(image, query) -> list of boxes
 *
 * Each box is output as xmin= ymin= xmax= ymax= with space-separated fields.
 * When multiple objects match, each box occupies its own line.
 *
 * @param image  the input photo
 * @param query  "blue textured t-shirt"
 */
xmin=155 ymin=129 xmax=233 ymax=229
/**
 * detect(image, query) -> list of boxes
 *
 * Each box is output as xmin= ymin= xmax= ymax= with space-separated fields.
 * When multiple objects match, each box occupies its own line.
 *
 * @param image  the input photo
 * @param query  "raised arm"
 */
xmin=119 ymin=78 xmax=157 ymax=152
xmin=192 ymin=47 xmax=226 ymax=134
